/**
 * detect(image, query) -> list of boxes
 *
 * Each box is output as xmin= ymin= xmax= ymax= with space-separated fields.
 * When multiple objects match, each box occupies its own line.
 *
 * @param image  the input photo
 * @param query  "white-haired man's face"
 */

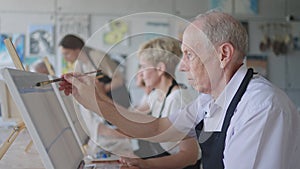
xmin=179 ymin=22 xmax=223 ymax=95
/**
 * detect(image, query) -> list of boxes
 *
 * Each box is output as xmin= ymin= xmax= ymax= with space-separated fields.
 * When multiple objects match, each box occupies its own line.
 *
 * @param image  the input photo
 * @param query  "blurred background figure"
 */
xmin=58 ymin=34 xmax=133 ymax=157
xmin=59 ymin=34 xmax=130 ymax=108
xmin=31 ymin=59 xmax=54 ymax=75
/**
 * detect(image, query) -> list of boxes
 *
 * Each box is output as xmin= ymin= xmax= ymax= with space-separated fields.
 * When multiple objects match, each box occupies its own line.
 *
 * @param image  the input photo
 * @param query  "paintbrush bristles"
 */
xmin=35 ymin=81 xmax=50 ymax=87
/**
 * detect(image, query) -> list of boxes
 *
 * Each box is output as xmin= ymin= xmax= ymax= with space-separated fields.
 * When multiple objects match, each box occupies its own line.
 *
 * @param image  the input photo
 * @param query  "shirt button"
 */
xmin=204 ymin=111 xmax=208 ymax=117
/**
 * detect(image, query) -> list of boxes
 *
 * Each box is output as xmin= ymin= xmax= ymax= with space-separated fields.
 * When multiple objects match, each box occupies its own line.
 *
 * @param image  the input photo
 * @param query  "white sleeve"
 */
xmin=168 ymin=96 xmax=206 ymax=138
xmin=223 ymin=99 xmax=300 ymax=169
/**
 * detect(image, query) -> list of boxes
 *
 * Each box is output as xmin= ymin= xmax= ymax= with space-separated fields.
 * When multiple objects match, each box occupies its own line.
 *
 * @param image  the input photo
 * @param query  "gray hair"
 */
xmin=195 ymin=10 xmax=248 ymax=59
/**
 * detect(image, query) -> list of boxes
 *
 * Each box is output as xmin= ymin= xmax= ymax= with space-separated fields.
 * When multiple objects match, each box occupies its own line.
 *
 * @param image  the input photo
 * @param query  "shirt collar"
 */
xmin=198 ymin=93 xmax=213 ymax=111
xmin=204 ymin=65 xmax=248 ymax=132
xmin=195 ymin=93 xmax=214 ymax=123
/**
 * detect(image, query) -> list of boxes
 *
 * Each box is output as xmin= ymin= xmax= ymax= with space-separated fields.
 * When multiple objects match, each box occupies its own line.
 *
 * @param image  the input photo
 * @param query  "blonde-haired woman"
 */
xmin=122 ymin=37 xmax=201 ymax=169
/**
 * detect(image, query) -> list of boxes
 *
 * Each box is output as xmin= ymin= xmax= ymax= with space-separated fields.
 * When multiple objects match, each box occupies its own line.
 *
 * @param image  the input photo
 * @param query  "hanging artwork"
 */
xmin=12 ymin=34 xmax=25 ymax=62
xmin=103 ymin=19 xmax=130 ymax=46
xmin=28 ymin=24 xmax=54 ymax=56
xmin=57 ymin=14 xmax=90 ymax=42
xmin=0 ymin=33 xmax=25 ymax=66
xmin=0 ymin=34 xmax=13 ymax=65
xmin=57 ymin=14 xmax=90 ymax=74
xmin=235 ymin=0 xmax=258 ymax=15
xmin=210 ymin=0 xmax=233 ymax=13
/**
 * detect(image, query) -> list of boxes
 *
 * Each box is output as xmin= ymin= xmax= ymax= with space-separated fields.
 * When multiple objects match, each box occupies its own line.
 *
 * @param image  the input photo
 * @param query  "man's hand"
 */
xmin=120 ymin=156 xmax=148 ymax=169
xmin=58 ymin=73 xmax=100 ymax=113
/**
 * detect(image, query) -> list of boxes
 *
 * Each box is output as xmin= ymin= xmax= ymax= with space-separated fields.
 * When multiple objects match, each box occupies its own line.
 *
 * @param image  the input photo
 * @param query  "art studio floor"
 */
xmin=0 ymin=118 xmax=44 ymax=169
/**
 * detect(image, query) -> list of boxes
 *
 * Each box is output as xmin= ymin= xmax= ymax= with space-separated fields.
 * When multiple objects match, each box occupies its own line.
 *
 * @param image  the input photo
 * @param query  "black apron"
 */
xmin=96 ymin=71 xmax=131 ymax=108
xmin=196 ymin=68 xmax=254 ymax=169
xmin=84 ymin=48 xmax=131 ymax=108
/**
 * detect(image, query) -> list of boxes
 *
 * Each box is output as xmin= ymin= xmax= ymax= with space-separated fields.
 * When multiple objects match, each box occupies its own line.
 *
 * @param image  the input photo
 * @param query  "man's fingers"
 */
xmin=63 ymin=74 xmax=83 ymax=89
xmin=64 ymin=89 xmax=71 ymax=96
xmin=119 ymin=157 xmax=139 ymax=166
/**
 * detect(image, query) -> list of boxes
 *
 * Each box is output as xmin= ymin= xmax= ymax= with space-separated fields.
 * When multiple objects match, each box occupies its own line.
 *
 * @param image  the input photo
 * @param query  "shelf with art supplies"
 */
xmin=0 ymin=38 xmax=38 ymax=160
xmin=258 ymin=22 xmax=300 ymax=56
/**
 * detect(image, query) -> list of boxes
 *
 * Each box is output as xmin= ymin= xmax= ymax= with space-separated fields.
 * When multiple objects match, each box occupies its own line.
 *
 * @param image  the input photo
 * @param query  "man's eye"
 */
xmin=187 ymin=52 xmax=193 ymax=60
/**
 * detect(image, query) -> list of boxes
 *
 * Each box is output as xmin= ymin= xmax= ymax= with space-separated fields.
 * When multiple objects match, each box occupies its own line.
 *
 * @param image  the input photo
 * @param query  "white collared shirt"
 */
xmin=169 ymin=65 xmax=300 ymax=169
xmin=203 ymin=65 xmax=249 ymax=132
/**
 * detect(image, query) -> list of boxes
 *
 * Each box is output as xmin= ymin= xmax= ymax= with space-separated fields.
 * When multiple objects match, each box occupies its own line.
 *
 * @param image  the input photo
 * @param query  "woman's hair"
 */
xmin=138 ymin=37 xmax=182 ymax=78
xmin=59 ymin=34 xmax=85 ymax=49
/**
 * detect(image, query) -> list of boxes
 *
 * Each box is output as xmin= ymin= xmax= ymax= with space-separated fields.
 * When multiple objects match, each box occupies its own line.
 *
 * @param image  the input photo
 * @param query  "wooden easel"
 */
xmin=0 ymin=39 xmax=30 ymax=159
xmin=42 ymin=57 xmax=55 ymax=76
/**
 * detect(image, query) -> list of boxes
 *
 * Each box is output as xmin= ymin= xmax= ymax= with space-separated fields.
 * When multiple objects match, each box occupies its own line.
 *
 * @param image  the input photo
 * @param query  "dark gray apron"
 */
xmin=196 ymin=68 xmax=254 ymax=169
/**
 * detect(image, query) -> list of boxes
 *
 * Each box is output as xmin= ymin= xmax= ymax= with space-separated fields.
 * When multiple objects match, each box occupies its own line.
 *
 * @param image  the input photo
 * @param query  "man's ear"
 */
xmin=219 ymin=42 xmax=234 ymax=69
xmin=156 ymin=62 xmax=167 ymax=76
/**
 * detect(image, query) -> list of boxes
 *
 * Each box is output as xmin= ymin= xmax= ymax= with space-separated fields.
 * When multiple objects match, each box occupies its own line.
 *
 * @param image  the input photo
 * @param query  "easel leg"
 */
xmin=25 ymin=140 xmax=33 ymax=153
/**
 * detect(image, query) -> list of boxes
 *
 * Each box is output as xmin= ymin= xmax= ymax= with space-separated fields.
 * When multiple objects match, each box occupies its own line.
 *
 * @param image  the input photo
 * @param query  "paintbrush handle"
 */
xmin=35 ymin=69 xmax=102 ymax=87
xmin=47 ymin=78 xmax=64 ymax=83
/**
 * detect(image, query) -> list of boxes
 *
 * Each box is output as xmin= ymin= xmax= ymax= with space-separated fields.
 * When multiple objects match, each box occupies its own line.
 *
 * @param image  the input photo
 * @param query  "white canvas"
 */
xmin=1 ymin=68 xmax=84 ymax=169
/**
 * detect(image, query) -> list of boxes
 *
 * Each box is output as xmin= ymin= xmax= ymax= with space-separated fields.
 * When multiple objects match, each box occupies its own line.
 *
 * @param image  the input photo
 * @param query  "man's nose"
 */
xmin=178 ymin=59 xmax=189 ymax=72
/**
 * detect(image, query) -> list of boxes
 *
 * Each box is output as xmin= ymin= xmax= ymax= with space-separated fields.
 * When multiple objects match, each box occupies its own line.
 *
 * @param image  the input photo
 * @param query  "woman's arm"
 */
xmin=120 ymin=137 xmax=199 ymax=169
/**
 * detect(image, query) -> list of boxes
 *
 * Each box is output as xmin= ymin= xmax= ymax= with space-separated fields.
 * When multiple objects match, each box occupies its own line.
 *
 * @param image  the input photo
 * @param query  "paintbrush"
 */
xmin=35 ymin=70 xmax=103 ymax=87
